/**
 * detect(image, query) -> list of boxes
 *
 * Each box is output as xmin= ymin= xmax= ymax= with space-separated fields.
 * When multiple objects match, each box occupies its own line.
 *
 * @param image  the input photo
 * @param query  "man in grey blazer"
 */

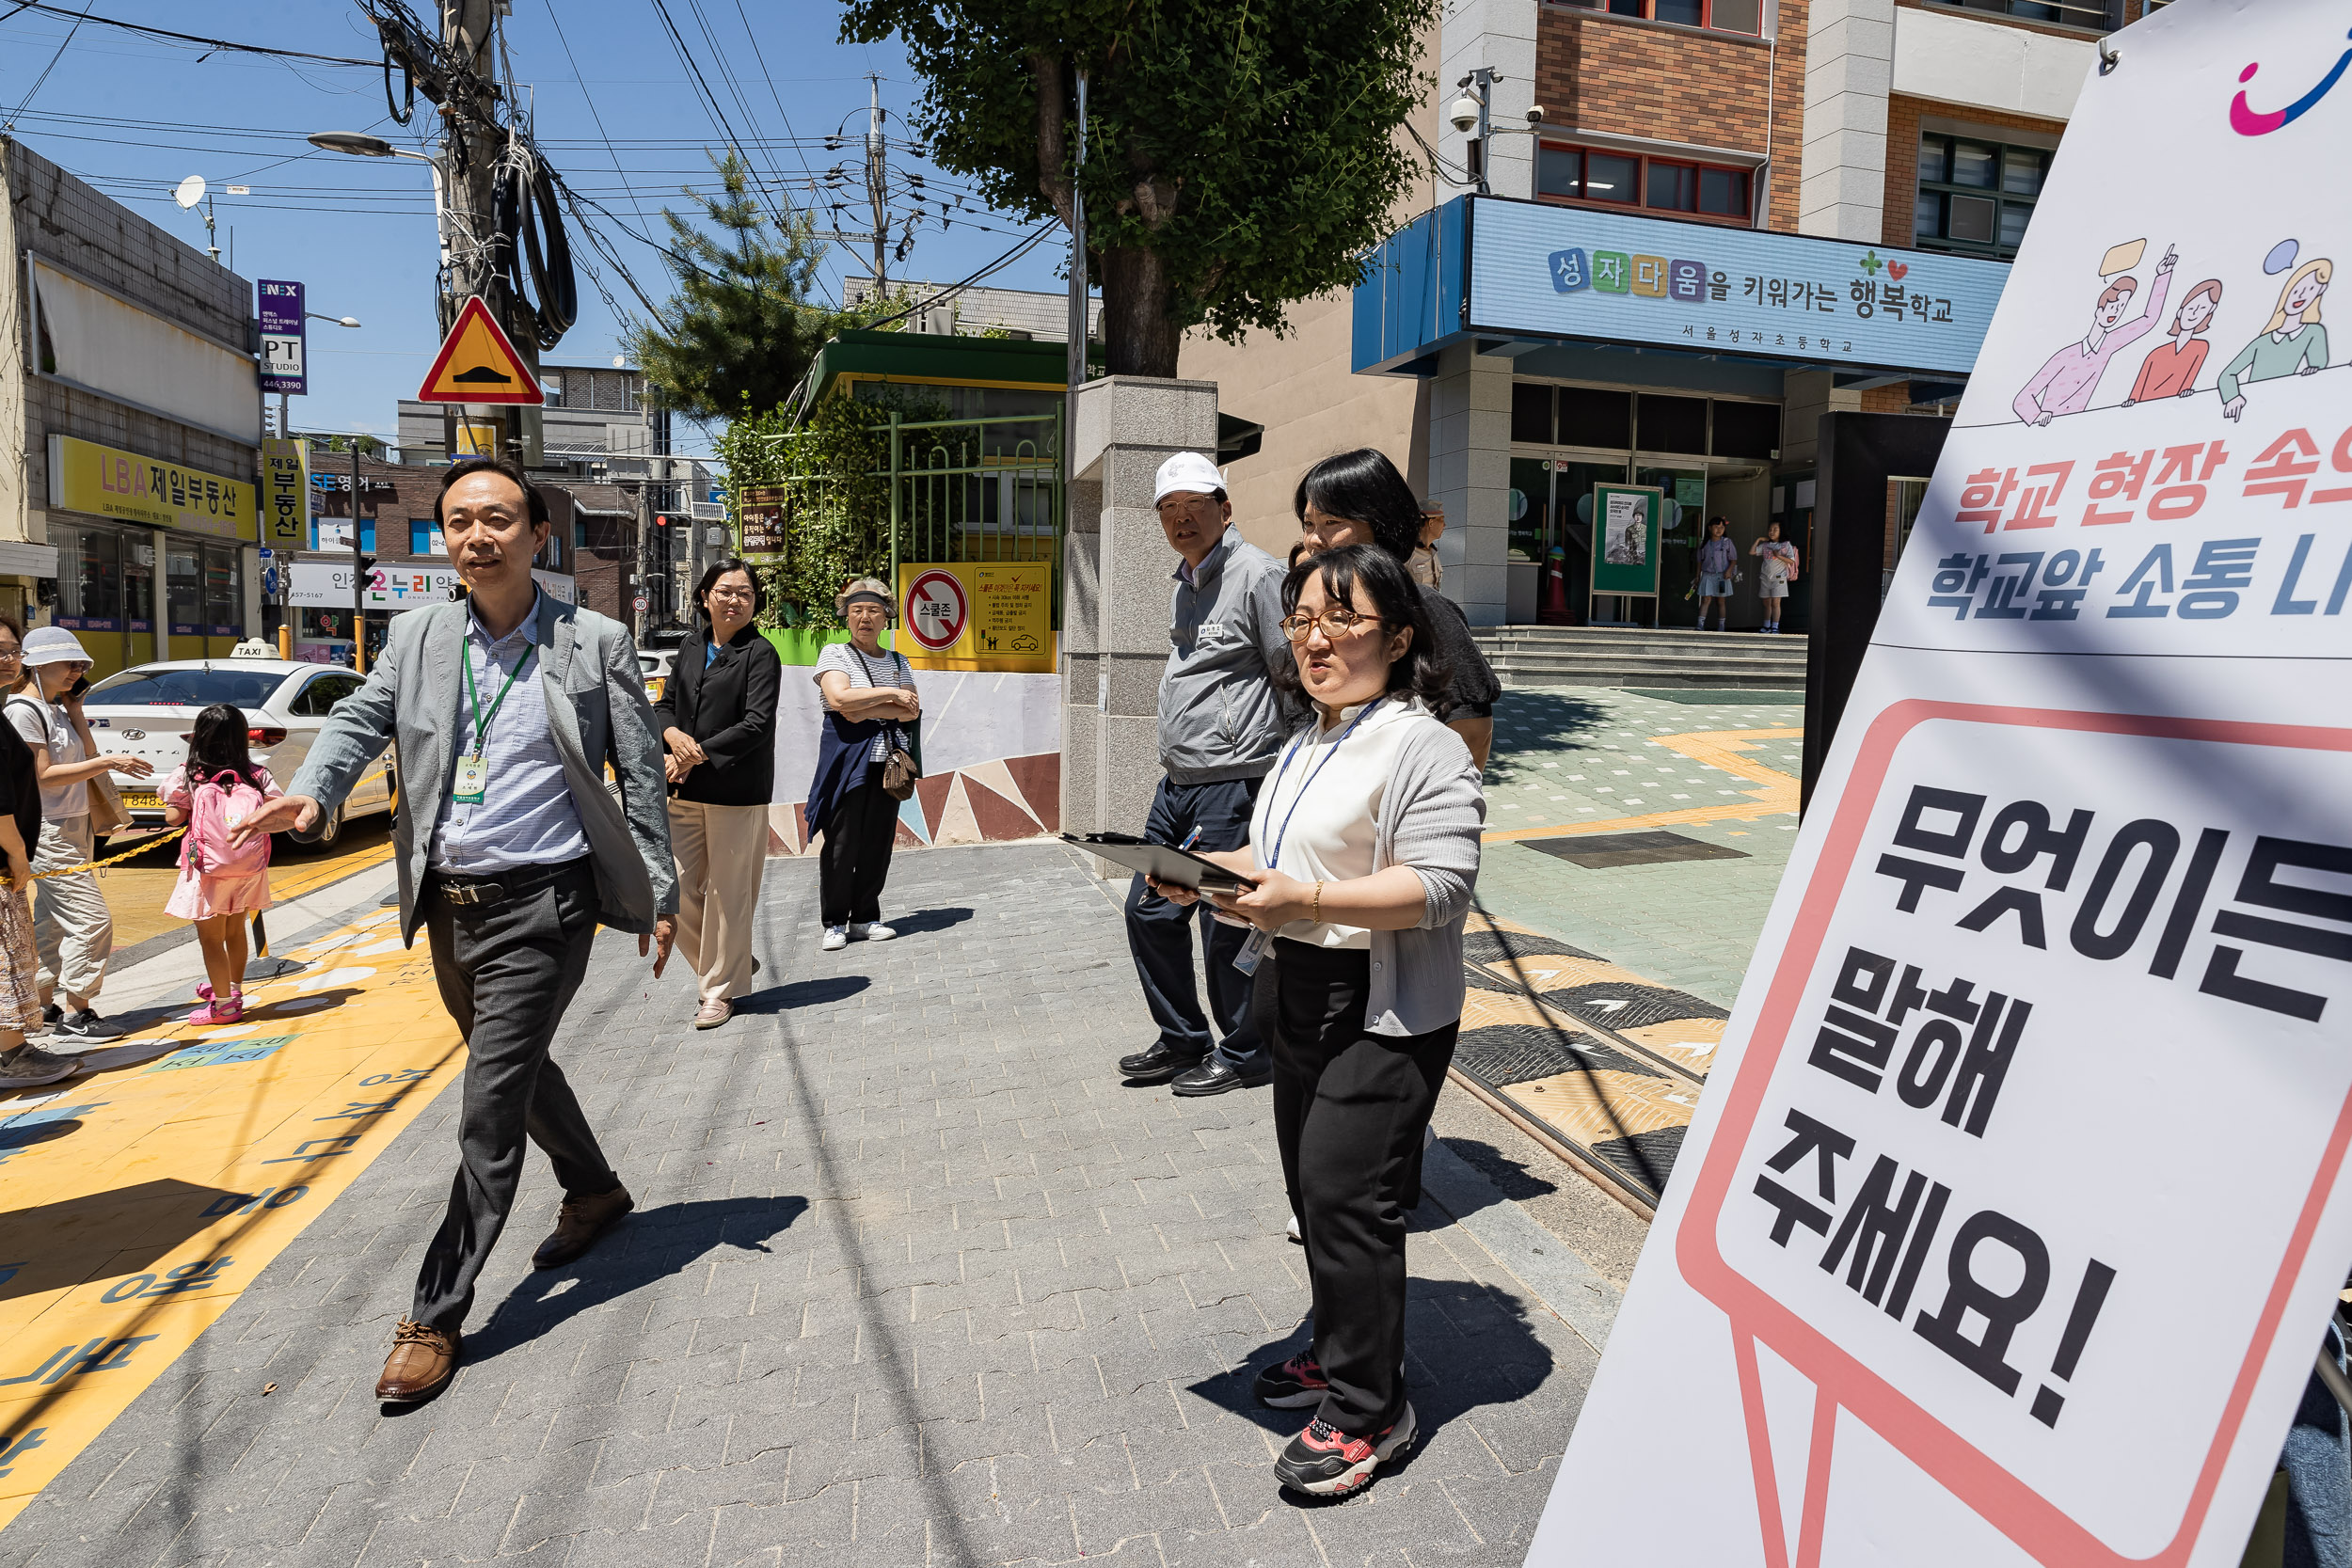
xmin=237 ymin=454 xmax=677 ymax=1404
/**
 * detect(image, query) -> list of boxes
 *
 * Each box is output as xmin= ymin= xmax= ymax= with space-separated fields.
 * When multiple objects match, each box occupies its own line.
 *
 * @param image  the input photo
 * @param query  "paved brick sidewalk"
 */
xmin=2 ymin=844 xmax=1596 ymax=1568
xmin=1478 ymin=688 xmax=1804 ymax=1007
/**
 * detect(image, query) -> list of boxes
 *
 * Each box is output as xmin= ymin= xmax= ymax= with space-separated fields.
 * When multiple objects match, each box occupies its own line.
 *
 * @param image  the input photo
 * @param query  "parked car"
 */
xmin=83 ymin=657 xmax=395 ymax=845
xmin=639 ymin=646 xmax=677 ymax=705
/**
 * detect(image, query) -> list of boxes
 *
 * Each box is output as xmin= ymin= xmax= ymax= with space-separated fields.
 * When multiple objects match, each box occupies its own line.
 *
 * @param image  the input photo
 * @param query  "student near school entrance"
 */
xmin=1116 ymin=451 xmax=1293 ymax=1099
xmin=236 ymin=454 xmax=678 ymax=1406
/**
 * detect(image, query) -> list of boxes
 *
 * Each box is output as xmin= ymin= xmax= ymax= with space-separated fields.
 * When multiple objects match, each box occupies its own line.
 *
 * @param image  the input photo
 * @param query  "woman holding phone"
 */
xmin=1152 ymin=543 xmax=1484 ymax=1498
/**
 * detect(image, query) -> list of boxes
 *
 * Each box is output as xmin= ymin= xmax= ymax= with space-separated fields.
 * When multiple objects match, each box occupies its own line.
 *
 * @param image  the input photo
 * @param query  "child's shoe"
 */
xmin=188 ymin=993 xmax=244 ymax=1026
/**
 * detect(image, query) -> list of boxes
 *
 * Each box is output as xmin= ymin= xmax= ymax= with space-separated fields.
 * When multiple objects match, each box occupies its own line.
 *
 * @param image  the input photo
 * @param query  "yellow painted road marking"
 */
xmin=1484 ymin=726 xmax=1801 ymax=843
xmin=97 ymin=820 xmax=398 ymax=951
xmin=0 ymin=904 xmax=463 ymax=1528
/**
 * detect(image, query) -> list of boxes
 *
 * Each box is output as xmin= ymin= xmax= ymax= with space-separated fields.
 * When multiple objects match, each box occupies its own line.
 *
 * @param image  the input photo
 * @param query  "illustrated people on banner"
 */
xmin=2011 ymin=242 xmax=2177 ymax=425
xmin=2124 ymin=277 xmax=2223 ymax=404
xmin=2220 ymin=249 xmax=2330 ymax=421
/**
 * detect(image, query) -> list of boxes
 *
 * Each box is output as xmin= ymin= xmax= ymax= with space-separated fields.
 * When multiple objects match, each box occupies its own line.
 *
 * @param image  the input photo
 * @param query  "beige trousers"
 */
xmin=668 ymin=799 xmax=770 ymax=1006
xmin=31 ymin=814 xmax=111 ymax=1006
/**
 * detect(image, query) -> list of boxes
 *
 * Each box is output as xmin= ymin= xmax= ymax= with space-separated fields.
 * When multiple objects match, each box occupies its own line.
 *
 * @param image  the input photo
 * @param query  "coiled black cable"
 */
xmin=498 ymin=149 xmax=577 ymax=349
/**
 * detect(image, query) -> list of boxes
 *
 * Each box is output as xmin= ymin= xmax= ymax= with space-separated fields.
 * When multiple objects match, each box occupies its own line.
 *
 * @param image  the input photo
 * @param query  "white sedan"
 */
xmin=85 ymin=658 xmax=395 ymax=845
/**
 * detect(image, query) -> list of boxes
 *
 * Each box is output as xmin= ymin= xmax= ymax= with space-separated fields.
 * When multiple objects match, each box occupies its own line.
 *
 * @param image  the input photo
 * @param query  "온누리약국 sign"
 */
xmin=1534 ymin=5 xmax=2352 ymax=1566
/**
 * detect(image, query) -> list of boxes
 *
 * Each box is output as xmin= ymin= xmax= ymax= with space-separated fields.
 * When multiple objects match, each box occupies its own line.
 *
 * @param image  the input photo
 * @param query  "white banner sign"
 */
xmin=1537 ymin=5 xmax=2352 ymax=1566
xmin=289 ymin=562 xmax=575 ymax=611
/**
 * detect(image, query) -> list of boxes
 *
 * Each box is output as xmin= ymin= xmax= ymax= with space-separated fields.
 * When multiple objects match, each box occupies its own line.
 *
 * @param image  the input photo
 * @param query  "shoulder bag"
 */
xmin=8 ymin=693 xmax=128 ymax=835
xmin=849 ymin=645 xmax=921 ymax=801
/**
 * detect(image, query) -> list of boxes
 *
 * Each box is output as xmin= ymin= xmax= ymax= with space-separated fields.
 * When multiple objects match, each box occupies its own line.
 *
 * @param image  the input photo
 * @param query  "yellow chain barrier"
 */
xmin=8 ymin=827 xmax=189 ymax=885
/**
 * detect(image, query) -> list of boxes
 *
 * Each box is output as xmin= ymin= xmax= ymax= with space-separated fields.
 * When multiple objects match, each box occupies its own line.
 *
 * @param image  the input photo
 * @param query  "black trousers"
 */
xmin=1123 ymin=774 xmax=1264 ymax=1068
xmin=1264 ymin=939 xmax=1457 ymax=1436
xmin=819 ymin=776 xmax=899 ymax=927
xmin=413 ymin=857 xmax=614 ymax=1333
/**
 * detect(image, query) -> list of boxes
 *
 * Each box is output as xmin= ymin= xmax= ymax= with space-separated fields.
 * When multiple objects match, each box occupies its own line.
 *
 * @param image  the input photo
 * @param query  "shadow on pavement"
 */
xmin=0 ymin=1178 xmax=250 ymax=1303
xmin=734 ymin=974 xmax=871 ymax=1014
xmin=464 ymin=1194 xmax=812 ymax=1365
xmin=1184 ymin=1275 xmax=1555 ymax=1505
xmin=883 ymin=906 xmax=974 ymax=937
xmin=1491 ymin=689 xmax=1616 ymax=748
xmin=1436 ymin=1136 xmax=1565 ymax=1207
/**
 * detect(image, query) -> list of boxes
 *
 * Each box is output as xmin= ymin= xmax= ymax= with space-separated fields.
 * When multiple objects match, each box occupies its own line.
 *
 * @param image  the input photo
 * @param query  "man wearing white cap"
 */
xmin=1116 ymin=451 xmax=1290 ymax=1096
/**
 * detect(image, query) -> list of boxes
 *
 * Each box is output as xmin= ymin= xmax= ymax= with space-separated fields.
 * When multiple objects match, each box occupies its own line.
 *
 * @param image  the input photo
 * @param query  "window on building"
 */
xmin=1711 ymin=401 xmax=1782 ymax=460
xmin=1637 ymin=395 xmax=1708 ymax=454
xmin=409 ymin=520 xmax=447 ymax=557
xmin=575 ymin=520 xmax=591 ymax=548
xmin=1511 ymin=383 xmax=1555 ymax=444
xmin=55 ymin=523 xmax=123 ymax=629
xmin=1558 ymin=387 xmax=1632 ymax=449
xmin=1924 ymin=0 xmax=2121 ymax=30
xmin=1914 ymin=133 xmax=2047 ymax=259
xmin=1553 ymin=0 xmax=1763 ymax=33
xmin=1538 ymin=143 xmax=1752 ymax=224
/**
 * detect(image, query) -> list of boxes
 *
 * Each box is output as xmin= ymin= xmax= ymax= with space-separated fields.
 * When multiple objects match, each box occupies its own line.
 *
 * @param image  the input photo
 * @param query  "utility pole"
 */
xmin=866 ymin=74 xmax=888 ymax=294
xmin=349 ymin=440 xmax=371 ymax=673
xmin=1066 ymin=68 xmax=1089 ymax=394
xmin=439 ymin=0 xmax=540 ymax=466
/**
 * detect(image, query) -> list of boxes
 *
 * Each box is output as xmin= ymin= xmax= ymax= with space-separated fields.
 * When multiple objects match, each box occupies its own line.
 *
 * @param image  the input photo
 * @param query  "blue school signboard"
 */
xmin=1354 ymin=196 xmax=2011 ymax=378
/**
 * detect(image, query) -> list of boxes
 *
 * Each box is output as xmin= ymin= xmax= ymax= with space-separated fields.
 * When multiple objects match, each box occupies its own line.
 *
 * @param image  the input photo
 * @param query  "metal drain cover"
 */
xmin=1540 ymin=981 xmax=1729 ymax=1031
xmin=1520 ymin=830 xmax=1749 ymax=869
xmin=1454 ymin=1022 xmax=1666 ymax=1085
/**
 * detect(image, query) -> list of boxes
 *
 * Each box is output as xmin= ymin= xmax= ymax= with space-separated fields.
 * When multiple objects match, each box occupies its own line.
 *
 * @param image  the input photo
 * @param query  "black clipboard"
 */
xmin=1061 ymin=832 xmax=1258 ymax=894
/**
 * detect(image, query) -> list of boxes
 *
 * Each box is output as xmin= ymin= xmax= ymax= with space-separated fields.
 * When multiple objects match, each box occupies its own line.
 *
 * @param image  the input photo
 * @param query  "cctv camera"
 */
xmin=1448 ymin=94 xmax=1481 ymax=134
xmin=1527 ymin=105 xmax=1546 ymax=125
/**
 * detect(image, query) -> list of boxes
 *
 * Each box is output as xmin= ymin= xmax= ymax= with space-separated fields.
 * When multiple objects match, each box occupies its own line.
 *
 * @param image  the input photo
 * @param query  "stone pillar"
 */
xmin=1438 ymin=0 xmax=1540 ymax=201
xmin=1058 ymin=375 xmax=1221 ymax=857
xmin=1798 ymin=0 xmax=1896 ymax=243
xmin=1427 ymin=341 xmax=1515 ymax=627
xmin=1780 ymin=369 xmax=1865 ymax=470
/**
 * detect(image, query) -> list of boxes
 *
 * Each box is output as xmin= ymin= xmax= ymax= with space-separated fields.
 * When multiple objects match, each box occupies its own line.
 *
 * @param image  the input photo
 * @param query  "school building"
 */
xmin=1184 ymin=0 xmax=2166 ymax=632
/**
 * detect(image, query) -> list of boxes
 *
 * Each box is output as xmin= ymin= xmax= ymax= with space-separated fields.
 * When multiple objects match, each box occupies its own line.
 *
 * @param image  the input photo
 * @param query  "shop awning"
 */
xmin=0 ymin=541 xmax=61 ymax=578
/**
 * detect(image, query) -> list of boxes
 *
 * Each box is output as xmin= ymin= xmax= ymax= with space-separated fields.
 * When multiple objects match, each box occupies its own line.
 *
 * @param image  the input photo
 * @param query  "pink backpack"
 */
xmin=182 ymin=768 xmax=271 ymax=879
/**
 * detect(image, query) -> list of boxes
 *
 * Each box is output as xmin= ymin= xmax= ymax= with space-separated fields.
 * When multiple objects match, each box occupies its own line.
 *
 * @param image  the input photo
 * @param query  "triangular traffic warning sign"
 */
xmin=416 ymin=296 xmax=544 ymax=405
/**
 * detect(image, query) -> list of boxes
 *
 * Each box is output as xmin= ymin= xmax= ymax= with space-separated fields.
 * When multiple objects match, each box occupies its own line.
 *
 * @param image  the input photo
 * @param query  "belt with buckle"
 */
xmin=437 ymin=879 xmax=505 ymax=906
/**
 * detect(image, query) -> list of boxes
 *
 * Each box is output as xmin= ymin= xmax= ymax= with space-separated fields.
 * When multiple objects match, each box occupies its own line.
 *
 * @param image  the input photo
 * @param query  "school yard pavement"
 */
xmin=1 ymin=842 xmax=1606 ymax=1568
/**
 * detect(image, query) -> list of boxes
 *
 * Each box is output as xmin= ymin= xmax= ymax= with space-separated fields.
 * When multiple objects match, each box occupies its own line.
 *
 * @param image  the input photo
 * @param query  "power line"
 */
xmin=539 ymin=0 xmax=654 ymax=242
xmin=2 ymin=0 xmax=378 ymax=66
xmin=2 ymin=0 xmax=90 ymax=135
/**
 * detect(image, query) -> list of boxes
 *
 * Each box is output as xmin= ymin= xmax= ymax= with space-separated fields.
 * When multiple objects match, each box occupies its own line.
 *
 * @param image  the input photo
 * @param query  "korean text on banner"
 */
xmin=260 ymin=439 xmax=309 ymax=546
xmin=893 ymin=562 xmax=1054 ymax=672
xmin=46 ymin=436 xmax=256 ymax=543
xmin=1535 ymin=6 xmax=2352 ymax=1568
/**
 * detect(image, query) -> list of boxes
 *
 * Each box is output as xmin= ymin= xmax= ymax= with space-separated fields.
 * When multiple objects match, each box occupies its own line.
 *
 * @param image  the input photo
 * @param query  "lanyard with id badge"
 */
xmin=452 ymin=641 xmax=535 ymax=805
xmin=1231 ymin=698 xmax=1385 ymax=976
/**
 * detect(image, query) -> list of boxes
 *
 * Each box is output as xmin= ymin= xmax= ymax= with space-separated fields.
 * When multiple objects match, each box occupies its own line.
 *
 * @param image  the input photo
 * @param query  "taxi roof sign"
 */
xmin=416 ymin=296 xmax=543 ymax=405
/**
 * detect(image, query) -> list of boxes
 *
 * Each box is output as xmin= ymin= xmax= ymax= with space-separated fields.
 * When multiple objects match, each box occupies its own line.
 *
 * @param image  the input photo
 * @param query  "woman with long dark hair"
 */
xmin=654 ymin=558 xmax=782 ymax=1029
xmin=1292 ymin=449 xmax=1502 ymax=771
xmin=1154 ymin=545 xmax=1484 ymax=1497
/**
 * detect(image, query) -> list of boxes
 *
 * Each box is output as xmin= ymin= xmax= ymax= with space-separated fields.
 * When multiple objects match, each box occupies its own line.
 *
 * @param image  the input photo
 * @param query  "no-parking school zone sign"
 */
xmin=893 ymin=562 xmax=1055 ymax=672
xmin=1532 ymin=5 xmax=2352 ymax=1565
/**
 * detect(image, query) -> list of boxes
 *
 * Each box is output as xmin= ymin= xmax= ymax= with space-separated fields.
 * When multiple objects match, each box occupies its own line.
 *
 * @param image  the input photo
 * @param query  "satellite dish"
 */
xmin=173 ymin=175 xmax=207 ymax=210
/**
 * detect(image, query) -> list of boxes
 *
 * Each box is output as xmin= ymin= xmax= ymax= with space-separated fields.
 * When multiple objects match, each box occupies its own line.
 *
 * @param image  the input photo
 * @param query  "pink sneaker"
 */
xmin=187 ymin=995 xmax=244 ymax=1026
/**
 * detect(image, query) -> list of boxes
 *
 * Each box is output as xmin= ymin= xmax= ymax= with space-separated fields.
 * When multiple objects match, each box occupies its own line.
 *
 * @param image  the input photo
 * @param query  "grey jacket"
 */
xmin=288 ymin=594 xmax=678 ymax=944
xmin=1357 ymin=710 xmax=1486 ymax=1037
xmin=1159 ymin=527 xmax=1294 ymax=784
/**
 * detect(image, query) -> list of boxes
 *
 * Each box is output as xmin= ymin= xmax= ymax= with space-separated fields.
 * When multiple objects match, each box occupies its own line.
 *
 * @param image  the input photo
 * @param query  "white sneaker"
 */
xmin=821 ymin=926 xmax=849 ymax=952
xmin=850 ymin=922 xmax=896 ymax=942
xmin=1286 ymin=1212 xmax=1303 ymax=1245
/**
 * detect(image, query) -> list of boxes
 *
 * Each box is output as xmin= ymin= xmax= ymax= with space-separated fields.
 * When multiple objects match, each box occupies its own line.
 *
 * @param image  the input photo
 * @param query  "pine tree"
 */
xmin=625 ymin=152 xmax=834 ymax=421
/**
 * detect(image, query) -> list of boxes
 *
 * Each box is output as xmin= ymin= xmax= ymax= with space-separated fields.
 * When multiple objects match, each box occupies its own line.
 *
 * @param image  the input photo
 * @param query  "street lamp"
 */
xmin=307 ymin=131 xmax=450 ymax=269
xmin=309 ymin=312 xmax=362 ymax=329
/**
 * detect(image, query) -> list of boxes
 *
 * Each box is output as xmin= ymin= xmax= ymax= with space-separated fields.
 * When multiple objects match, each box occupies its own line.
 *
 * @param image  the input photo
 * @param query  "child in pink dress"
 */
xmin=162 ymin=705 xmax=283 ymax=1025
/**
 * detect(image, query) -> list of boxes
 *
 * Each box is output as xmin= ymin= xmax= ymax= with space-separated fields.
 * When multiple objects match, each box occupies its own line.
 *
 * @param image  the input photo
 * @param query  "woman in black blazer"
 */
xmin=654 ymin=558 xmax=782 ymax=1029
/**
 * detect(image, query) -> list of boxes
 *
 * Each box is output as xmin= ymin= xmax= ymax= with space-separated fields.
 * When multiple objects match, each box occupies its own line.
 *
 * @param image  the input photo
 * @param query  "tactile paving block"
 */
xmin=1463 ymin=927 xmax=1603 ymax=968
xmin=1454 ymin=1022 xmax=1667 ymax=1087
xmin=1590 ymin=1126 xmax=1688 ymax=1195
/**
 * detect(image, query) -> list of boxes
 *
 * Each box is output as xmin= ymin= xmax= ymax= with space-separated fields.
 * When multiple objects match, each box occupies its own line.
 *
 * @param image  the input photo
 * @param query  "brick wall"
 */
xmin=1882 ymin=93 xmax=2070 ymax=251
xmin=1534 ymin=2 xmax=1809 ymax=231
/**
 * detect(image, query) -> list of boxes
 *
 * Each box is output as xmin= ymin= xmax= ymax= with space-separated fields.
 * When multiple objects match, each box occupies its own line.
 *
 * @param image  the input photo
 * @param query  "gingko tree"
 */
xmin=838 ymin=0 xmax=1436 ymax=377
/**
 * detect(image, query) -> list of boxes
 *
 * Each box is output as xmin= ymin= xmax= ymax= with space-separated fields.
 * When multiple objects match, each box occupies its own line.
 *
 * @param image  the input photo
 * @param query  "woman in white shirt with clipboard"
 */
xmin=1153 ymin=543 xmax=1484 ymax=1499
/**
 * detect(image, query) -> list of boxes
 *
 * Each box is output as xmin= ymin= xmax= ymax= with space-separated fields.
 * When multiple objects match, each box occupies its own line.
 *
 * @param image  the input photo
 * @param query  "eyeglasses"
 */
xmin=1155 ymin=496 xmax=1218 ymax=517
xmin=0 ymin=650 xmax=21 ymax=662
xmin=1279 ymin=610 xmax=1382 ymax=642
xmin=707 ymin=586 xmax=755 ymax=602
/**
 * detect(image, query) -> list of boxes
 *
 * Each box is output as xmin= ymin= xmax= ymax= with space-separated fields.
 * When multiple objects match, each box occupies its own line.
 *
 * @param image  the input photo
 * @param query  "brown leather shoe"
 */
xmin=532 ymin=1183 xmax=634 ymax=1270
xmin=375 ymin=1319 xmax=460 ymax=1403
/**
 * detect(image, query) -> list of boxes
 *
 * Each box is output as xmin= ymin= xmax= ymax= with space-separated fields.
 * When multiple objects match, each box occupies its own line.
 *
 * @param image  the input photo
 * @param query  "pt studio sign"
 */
xmin=1534 ymin=6 xmax=2352 ymax=1566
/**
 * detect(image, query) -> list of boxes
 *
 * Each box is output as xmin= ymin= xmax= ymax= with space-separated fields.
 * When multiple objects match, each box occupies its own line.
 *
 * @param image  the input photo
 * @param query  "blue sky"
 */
xmin=0 ymin=0 xmax=1066 ymax=456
